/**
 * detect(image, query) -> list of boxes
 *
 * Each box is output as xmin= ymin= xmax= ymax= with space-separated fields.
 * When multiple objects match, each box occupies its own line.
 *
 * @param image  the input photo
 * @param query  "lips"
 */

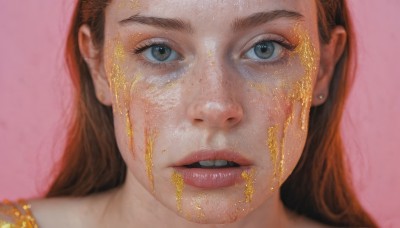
xmin=172 ymin=150 xmax=253 ymax=189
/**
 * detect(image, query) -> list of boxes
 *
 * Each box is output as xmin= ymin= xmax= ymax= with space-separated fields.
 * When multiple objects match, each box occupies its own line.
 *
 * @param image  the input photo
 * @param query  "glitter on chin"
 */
xmin=171 ymin=171 xmax=184 ymax=214
xmin=241 ymin=169 xmax=256 ymax=203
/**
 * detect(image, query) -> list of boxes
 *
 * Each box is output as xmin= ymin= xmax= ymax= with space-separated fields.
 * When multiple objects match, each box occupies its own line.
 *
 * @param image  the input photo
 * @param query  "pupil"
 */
xmin=152 ymin=45 xmax=171 ymax=61
xmin=255 ymin=42 xmax=274 ymax=59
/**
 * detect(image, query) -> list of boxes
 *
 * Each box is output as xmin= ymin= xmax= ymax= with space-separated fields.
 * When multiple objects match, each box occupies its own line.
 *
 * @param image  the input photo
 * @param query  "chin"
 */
xmin=175 ymin=191 xmax=257 ymax=225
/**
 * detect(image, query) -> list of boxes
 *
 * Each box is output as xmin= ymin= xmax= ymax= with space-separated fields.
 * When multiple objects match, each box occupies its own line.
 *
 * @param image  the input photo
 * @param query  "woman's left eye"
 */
xmin=244 ymin=41 xmax=284 ymax=62
xmin=138 ymin=44 xmax=180 ymax=63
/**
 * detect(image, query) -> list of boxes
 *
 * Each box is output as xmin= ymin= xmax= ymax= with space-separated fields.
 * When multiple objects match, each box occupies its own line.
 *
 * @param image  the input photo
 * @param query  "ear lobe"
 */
xmin=312 ymin=26 xmax=347 ymax=106
xmin=78 ymin=25 xmax=113 ymax=106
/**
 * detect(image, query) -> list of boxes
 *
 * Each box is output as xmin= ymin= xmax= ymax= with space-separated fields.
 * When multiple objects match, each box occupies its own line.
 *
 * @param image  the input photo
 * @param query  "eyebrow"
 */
xmin=119 ymin=14 xmax=194 ymax=33
xmin=119 ymin=10 xmax=303 ymax=33
xmin=232 ymin=10 xmax=304 ymax=31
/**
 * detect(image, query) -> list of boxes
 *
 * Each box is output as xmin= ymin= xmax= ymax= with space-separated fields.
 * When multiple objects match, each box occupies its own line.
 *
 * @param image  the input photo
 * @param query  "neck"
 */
xmin=99 ymin=174 xmax=293 ymax=228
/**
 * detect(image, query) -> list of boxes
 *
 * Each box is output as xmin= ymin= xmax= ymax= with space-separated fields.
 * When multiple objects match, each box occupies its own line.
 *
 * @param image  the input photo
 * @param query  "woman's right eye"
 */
xmin=136 ymin=44 xmax=180 ymax=63
xmin=243 ymin=40 xmax=284 ymax=62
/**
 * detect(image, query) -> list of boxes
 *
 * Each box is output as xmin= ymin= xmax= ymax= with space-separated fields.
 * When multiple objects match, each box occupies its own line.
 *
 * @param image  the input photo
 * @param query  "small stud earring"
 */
xmin=318 ymin=94 xmax=325 ymax=100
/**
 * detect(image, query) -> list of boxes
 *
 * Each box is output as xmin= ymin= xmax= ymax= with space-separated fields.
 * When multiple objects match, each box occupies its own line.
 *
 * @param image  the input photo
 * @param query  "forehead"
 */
xmin=106 ymin=0 xmax=318 ymax=31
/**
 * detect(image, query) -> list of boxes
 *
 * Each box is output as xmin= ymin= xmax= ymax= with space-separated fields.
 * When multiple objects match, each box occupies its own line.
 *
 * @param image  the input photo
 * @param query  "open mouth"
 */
xmin=173 ymin=150 xmax=252 ymax=189
xmin=184 ymin=160 xmax=240 ymax=169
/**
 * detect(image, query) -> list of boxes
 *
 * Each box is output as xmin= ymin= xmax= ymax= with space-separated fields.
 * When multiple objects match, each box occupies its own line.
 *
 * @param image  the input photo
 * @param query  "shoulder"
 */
xmin=28 ymin=197 xmax=91 ymax=228
xmin=28 ymin=192 xmax=113 ymax=228
xmin=0 ymin=199 xmax=38 ymax=227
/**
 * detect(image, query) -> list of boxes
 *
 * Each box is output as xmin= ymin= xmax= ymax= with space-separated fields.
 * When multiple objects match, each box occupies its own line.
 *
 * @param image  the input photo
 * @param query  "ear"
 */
xmin=312 ymin=26 xmax=347 ymax=106
xmin=78 ymin=25 xmax=112 ymax=106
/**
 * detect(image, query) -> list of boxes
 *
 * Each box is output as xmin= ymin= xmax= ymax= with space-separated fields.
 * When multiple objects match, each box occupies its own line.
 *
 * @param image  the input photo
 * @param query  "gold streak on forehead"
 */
xmin=145 ymin=128 xmax=156 ymax=192
xmin=171 ymin=171 xmax=184 ymax=214
xmin=241 ymin=169 xmax=255 ymax=203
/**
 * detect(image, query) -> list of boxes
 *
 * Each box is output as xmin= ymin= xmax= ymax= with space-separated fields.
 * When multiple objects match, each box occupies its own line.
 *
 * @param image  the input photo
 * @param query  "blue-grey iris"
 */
xmin=151 ymin=45 xmax=172 ymax=61
xmin=254 ymin=42 xmax=275 ymax=59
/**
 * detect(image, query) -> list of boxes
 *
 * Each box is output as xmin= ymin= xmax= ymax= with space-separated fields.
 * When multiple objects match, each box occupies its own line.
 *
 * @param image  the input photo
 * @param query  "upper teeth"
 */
xmin=199 ymin=160 xmax=228 ymax=167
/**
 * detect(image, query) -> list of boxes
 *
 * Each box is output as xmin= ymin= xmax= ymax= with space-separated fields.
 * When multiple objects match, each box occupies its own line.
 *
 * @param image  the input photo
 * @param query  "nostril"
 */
xmin=227 ymin=117 xmax=235 ymax=122
xmin=194 ymin=118 xmax=203 ymax=123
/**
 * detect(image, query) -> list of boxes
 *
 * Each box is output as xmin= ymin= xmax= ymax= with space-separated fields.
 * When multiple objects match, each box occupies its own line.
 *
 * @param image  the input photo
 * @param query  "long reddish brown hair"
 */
xmin=47 ymin=0 xmax=377 ymax=226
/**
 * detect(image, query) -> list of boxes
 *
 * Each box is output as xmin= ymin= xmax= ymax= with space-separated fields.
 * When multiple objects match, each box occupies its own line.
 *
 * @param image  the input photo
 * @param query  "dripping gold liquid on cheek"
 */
xmin=104 ymin=36 xmax=162 ymax=195
xmin=265 ymin=24 xmax=319 ymax=191
xmin=104 ymin=38 xmax=142 ymax=156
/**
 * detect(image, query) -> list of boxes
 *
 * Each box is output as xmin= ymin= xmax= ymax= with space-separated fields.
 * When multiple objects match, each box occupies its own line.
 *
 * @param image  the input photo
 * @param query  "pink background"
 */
xmin=0 ymin=1 xmax=399 ymax=227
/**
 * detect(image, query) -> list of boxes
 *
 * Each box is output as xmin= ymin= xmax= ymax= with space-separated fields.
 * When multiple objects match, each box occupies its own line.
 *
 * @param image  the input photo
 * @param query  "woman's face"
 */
xmin=95 ymin=0 xmax=322 ymax=223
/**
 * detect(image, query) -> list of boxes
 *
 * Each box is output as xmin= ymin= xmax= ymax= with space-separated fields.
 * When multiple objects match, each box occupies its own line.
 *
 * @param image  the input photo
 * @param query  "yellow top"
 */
xmin=0 ymin=200 xmax=38 ymax=228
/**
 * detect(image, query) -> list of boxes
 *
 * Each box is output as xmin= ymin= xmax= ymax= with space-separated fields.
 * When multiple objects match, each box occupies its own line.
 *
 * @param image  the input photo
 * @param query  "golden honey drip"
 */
xmin=267 ymin=125 xmax=279 ymax=178
xmin=125 ymin=111 xmax=134 ymax=152
xmin=290 ymin=25 xmax=318 ymax=130
xmin=107 ymin=39 xmax=143 ymax=156
xmin=124 ymin=74 xmax=141 ymax=154
xmin=266 ymin=26 xmax=317 ymax=190
xmin=278 ymin=113 xmax=294 ymax=183
xmin=145 ymin=128 xmax=155 ymax=192
xmin=241 ymin=169 xmax=255 ymax=203
xmin=109 ymin=42 xmax=127 ymax=115
xmin=171 ymin=171 xmax=184 ymax=213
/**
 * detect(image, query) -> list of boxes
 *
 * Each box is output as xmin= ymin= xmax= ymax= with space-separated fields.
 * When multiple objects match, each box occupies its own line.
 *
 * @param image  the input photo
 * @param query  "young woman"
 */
xmin=0 ymin=0 xmax=377 ymax=227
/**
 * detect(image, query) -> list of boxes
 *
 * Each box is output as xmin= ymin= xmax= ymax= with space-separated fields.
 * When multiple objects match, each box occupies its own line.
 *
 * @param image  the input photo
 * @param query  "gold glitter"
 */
xmin=290 ymin=25 xmax=318 ymax=130
xmin=241 ymin=169 xmax=255 ymax=203
xmin=108 ymin=40 xmax=128 ymax=115
xmin=190 ymin=193 xmax=206 ymax=221
xmin=107 ymin=40 xmax=142 ymax=154
xmin=171 ymin=171 xmax=184 ymax=213
xmin=145 ymin=128 xmax=155 ymax=192
xmin=126 ymin=111 xmax=134 ymax=152
xmin=278 ymin=113 xmax=294 ymax=183
xmin=0 ymin=200 xmax=38 ymax=227
xmin=268 ymin=113 xmax=294 ymax=189
xmin=267 ymin=125 xmax=279 ymax=178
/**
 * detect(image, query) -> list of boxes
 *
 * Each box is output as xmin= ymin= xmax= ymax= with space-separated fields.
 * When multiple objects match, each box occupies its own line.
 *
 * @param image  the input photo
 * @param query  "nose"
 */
xmin=188 ymin=98 xmax=243 ymax=129
xmin=186 ymin=65 xmax=244 ymax=130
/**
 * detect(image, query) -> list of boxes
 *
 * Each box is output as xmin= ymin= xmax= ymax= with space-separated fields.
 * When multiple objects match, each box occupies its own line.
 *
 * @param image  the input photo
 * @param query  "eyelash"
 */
xmin=132 ymin=41 xmax=180 ymax=69
xmin=132 ymin=38 xmax=297 ymax=69
xmin=245 ymin=38 xmax=297 ymax=66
